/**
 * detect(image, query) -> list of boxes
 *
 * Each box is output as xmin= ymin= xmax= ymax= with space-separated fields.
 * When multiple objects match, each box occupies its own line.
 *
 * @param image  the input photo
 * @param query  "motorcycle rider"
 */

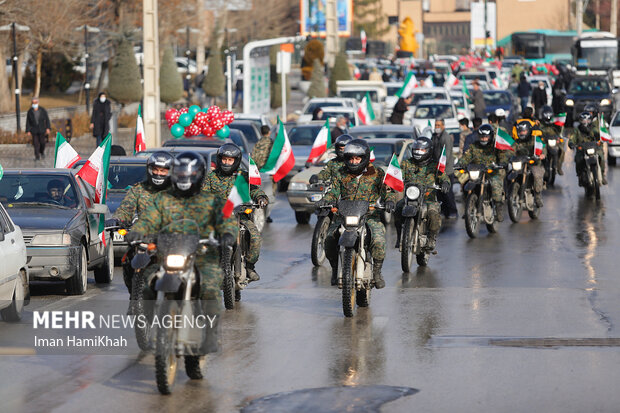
xmin=568 ymin=111 xmax=607 ymax=185
xmin=394 ymin=137 xmax=451 ymax=250
xmin=129 ymin=151 xmax=238 ymax=379
xmin=459 ymin=124 xmax=514 ymax=222
xmin=202 ymin=143 xmax=269 ymax=282
xmin=320 ymin=139 xmax=396 ymax=288
xmin=513 ymin=121 xmax=546 ymax=207
xmin=539 ymin=105 xmax=564 ymax=175
xmin=584 ymin=103 xmax=604 ymax=136
xmin=310 ymin=134 xmax=352 ymax=185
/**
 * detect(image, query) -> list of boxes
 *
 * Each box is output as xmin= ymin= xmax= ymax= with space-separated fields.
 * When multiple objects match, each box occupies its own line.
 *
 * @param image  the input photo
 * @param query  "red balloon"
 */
xmin=201 ymin=125 xmax=215 ymax=137
xmin=179 ymin=107 xmax=189 ymax=114
xmin=221 ymin=110 xmax=235 ymax=125
xmin=165 ymin=108 xmax=178 ymax=121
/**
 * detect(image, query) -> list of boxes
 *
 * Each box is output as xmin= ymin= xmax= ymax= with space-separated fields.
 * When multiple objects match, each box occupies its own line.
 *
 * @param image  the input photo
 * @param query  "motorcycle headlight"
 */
xmin=166 ymin=254 xmax=186 ymax=269
xmin=547 ymin=139 xmax=556 ymax=147
xmin=468 ymin=170 xmax=480 ymax=180
xmin=600 ymin=98 xmax=611 ymax=106
xmin=586 ymin=148 xmax=595 ymax=155
xmin=288 ymin=182 xmax=308 ymax=191
xmin=345 ymin=216 xmax=359 ymax=226
xmin=31 ymin=233 xmax=72 ymax=246
xmin=511 ymin=161 xmax=523 ymax=171
xmin=406 ymin=186 xmax=421 ymax=200
xmin=565 ymin=99 xmax=574 ymax=106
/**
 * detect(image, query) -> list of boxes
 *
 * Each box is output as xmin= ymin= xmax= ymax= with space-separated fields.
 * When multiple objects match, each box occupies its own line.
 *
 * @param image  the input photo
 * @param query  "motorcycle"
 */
xmin=576 ymin=141 xmax=603 ymax=200
xmin=310 ymin=180 xmax=332 ymax=267
xmin=543 ymin=136 xmax=563 ymax=186
xmin=506 ymin=155 xmax=541 ymax=222
xmin=332 ymin=200 xmax=385 ymax=318
xmin=399 ymin=183 xmax=440 ymax=272
xmin=459 ymin=163 xmax=506 ymax=238
xmin=131 ymin=219 xmax=221 ymax=394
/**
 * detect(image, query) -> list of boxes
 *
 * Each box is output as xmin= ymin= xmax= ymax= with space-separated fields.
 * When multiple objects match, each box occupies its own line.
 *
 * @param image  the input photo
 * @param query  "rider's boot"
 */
xmin=330 ymin=260 xmax=338 ymax=286
xmin=426 ymin=233 xmax=437 ymax=251
xmin=373 ymin=260 xmax=385 ymax=289
xmin=496 ymin=201 xmax=505 ymax=222
xmin=535 ymin=192 xmax=544 ymax=207
xmin=394 ymin=225 xmax=402 ymax=249
xmin=246 ymin=262 xmax=260 ymax=282
xmin=185 ymin=356 xmax=203 ymax=380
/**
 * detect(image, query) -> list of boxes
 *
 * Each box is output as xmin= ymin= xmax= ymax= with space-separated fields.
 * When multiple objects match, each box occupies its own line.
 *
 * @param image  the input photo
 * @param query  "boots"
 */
xmin=496 ymin=202 xmax=505 ymax=222
xmin=330 ymin=265 xmax=338 ymax=286
xmin=184 ymin=356 xmax=203 ymax=380
xmin=395 ymin=226 xmax=402 ymax=249
xmin=246 ymin=262 xmax=260 ymax=282
xmin=534 ymin=193 xmax=543 ymax=208
xmin=557 ymin=164 xmax=564 ymax=175
xmin=373 ymin=260 xmax=385 ymax=289
xmin=425 ymin=233 xmax=437 ymax=251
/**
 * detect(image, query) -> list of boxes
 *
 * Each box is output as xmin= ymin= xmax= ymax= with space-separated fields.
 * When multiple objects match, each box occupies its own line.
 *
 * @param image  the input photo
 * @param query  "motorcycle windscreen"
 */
xmin=156 ymin=219 xmax=201 ymax=257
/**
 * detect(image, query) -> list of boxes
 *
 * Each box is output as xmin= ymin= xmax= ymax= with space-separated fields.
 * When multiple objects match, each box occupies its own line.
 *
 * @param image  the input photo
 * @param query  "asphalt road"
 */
xmin=1 ymin=150 xmax=620 ymax=413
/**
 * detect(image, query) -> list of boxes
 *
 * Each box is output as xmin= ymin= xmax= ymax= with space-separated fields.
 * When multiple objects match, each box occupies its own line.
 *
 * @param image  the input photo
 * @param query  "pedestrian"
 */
xmin=330 ymin=115 xmax=348 ymax=141
xmin=64 ymin=118 xmax=73 ymax=142
xmin=433 ymin=119 xmax=457 ymax=218
xmin=389 ymin=95 xmax=412 ymax=124
xmin=471 ymin=81 xmax=486 ymax=120
xmin=462 ymin=117 xmax=482 ymax=154
xmin=517 ymin=73 xmax=531 ymax=114
xmin=25 ymin=97 xmax=51 ymax=161
xmin=531 ymin=81 xmax=548 ymax=117
xmin=312 ymin=107 xmax=324 ymax=121
xmin=382 ymin=69 xmax=392 ymax=82
xmin=369 ymin=68 xmax=382 ymax=81
xmin=90 ymin=92 xmax=112 ymax=146
xmin=233 ymin=72 xmax=243 ymax=108
xmin=360 ymin=68 xmax=370 ymax=80
xmin=458 ymin=117 xmax=471 ymax=156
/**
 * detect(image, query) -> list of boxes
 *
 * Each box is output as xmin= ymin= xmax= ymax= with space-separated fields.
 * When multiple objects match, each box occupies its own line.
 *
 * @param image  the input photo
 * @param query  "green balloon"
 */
xmin=216 ymin=125 xmax=230 ymax=139
xmin=179 ymin=113 xmax=192 ymax=127
xmin=189 ymin=105 xmax=201 ymax=117
xmin=171 ymin=123 xmax=185 ymax=138
xmin=202 ymin=107 xmax=210 ymax=113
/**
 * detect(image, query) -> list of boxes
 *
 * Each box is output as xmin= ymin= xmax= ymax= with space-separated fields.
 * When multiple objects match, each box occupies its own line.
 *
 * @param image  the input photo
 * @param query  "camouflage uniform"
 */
xmin=395 ymin=160 xmax=450 ymax=246
xmin=460 ymin=142 xmax=514 ymax=202
xmin=203 ymin=170 xmax=266 ymax=265
xmin=251 ymin=136 xmax=274 ymax=170
xmin=317 ymin=159 xmax=345 ymax=183
xmin=569 ymin=127 xmax=605 ymax=176
xmin=540 ymin=123 xmax=565 ymax=174
xmin=132 ymin=189 xmax=237 ymax=301
xmin=323 ymin=164 xmax=396 ymax=264
xmin=113 ymin=182 xmax=158 ymax=225
xmin=513 ymin=136 xmax=546 ymax=193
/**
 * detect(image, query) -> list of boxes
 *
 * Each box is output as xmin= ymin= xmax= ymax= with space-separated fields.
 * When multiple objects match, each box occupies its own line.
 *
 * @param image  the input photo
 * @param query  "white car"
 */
xmin=403 ymin=87 xmax=451 ymax=124
xmin=298 ymin=97 xmax=358 ymax=123
xmin=233 ymin=113 xmax=273 ymax=129
xmin=607 ymin=110 xmax=620 ymax=165
xmin=317 ymin=106 xmax=360 ymax=127
xmin=410 ymin=99 xmax=460 ymax=135
xmin=449 ymin=91 xmax=473 ymax=121
xmin=0 ymin=202 xmax=29 ymax=321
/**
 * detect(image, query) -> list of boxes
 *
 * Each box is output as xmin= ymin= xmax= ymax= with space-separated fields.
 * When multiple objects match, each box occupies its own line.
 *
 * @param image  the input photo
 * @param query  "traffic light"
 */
xmin=486 ymin=30 xmax=491 ymax=39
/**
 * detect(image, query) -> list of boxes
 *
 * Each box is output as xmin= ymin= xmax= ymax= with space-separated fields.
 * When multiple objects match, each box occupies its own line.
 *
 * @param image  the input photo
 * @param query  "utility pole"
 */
xmin=595 ymin=0 xmax=600 ymax=29
xmin=611 ymin=0 xmax=618 ymax=36
xmin=0 ymin=23 xmax=30 ymax=132
xmin=484 ymin=0 xmax=488 ymax=51
xmin=325 ymin=0 xmax=338 ymax=68
xmin=143 ymin=0 xmax=160 ymax=147
xmin=576 ymin=0 xmax=583 ymax=36
xmin=196 ymin=0 xmax=205 ymax=74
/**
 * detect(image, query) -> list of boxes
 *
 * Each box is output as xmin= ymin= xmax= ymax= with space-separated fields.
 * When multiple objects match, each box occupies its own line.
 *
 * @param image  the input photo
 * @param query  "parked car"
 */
xmin=0 ymin=201 xmax=29 ymax=321
xmin=565 ymin=76 xmax=616 ymax=123
xmin=229 ymin=120 xmax=262 ymax=149
xmin=607 ymin=110 xmax=620 ymax=165
xmin=483 ymin=90 xmax=520 ymax=124
xmin=233 ymin=113 xmax=272 ymax=129
xmin=0 ymin=169 xmax=112 ymax=295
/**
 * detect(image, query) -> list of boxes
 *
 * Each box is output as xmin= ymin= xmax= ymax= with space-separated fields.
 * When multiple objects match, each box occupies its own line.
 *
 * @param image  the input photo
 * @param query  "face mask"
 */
xmin=32 ymin=103 xmax=38 ymax=109
xmin=99 ymin=97 xmax=106 ymax=103
xmin=539 ymin=85 xmax=544 ymax=90
xmin=434 ymin=128 xmax=442 ymax=134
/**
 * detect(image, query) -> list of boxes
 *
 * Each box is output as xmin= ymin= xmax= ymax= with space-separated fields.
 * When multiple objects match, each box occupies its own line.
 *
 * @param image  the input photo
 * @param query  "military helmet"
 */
xmin=146 ymin=151 xmax=174 ymax=189
xmin=343 ymin=139 xmax=370 ymax=175
xmin=170 ymin=151 xmax=206 ymax=197
xmin=215 ymin=143 xmax=242 ymax=176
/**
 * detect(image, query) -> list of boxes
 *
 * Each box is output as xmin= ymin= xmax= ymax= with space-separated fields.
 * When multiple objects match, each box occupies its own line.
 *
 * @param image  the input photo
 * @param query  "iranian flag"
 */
xmin=248 ymin=156 xmax=261 ymax=186
xmin=495 ymin=127 xmax=516 ymax=151
xmin=553 ymin=112 xmax=567 ymax=127
xmin=437 ymin=145 xmax=447 ymax=173
xmin=306 ymin=119 xmax=331 ymax=164
xmin=461 ymin=77 xmax=472 ymax=103
xmin=260 ymin=118 xmax=295 ymax=182
xmin=491 ymin=78 xmax=501 ymax=89
xmin=534 ymin=136 xmax=545 ymax=156
xmin=369 ymin=146 xmax=376 ymax=162
xmin=395 ymin=72 xmax=418 ymax=97
xmin=446 ymin=73 xmax=459 ymax=88
xmin=357 ymin=92 xmax=375 ymax=125
xmin=53 ymin=132 xmax=81 ymax=168
xmin=383 ymin=154 xmax=404 ymax=192
xmin=422 ymin=75 xmax=434 ymax=88
xmin=77 ymin=134 xmax=112 ymax=203
xmin=600 ymin=114 xmax=612 ymax=143
xmin=134 ymin=104 xmax=146 ymax=154
xmin=361 ymin=30 xmax=367 ymax=54
xmin=223 ymin=173 xmax=251 ymax=218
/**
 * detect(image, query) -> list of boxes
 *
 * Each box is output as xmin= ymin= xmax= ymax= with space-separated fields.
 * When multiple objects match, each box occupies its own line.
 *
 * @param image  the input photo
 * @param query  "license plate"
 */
xmin=113 ymin=231 xmax=125 ymax=242
xmin=310 ymin=194 xmax=323 ymax=202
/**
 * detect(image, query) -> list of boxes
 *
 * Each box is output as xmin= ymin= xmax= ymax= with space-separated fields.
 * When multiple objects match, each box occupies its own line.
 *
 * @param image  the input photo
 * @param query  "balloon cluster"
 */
xmin=165 ymin=105 xmax=235 ymax=139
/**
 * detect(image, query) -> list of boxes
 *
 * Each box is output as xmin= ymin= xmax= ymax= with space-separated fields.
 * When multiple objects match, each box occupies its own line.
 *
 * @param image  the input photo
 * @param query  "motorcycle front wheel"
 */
xmin=400 ymin=218 xmax=415 ymax=272
xmin=155 ymin=300 xmax=179 ymax=395
xmin=221 ymin=247 xmax=235 ymax=310
xmin=342 ymin=248 xmax=357 ymax=318
xmin=508 ymin=183 xmax=522 ymax=223
xmin=465 ymin=193 xmax=480 ymax=239
xmin=311 ymin=216 xmax=330 ymax=266
xmin=132 ymin=272 xmax=151 ymax=351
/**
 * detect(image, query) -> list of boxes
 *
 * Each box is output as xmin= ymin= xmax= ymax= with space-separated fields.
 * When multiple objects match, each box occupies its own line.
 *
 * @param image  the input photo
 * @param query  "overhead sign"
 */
xmin=300 ymin=0 xmax=352 ymax=37
xmin=204 ymin=0 xmax=251 ymax=10
xmin=248 ymin=47 xmax=270 ymax=114
xmin=470 ymin=2 xmax=497 ymax=50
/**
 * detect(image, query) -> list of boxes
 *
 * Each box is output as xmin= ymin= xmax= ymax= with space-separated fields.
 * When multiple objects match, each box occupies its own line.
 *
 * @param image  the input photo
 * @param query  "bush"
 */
xmin=301 ymin=40 xmax=324 ymax=81
xmin=160 ymin=46 xmax=184 ymax=104
xmin=203 ymin=49 xmax=225 ymax=99
xmin=307 ymin=59 xmax=326 ymax=98
xmin=329 ymin=52 xmax=351 ymax=96
xmin=118 ymin=112 xmax=137 ymax=128
xmin=0 ymin=130 xmax=30 ymax=144
xmin=108 ymin=37 xmax=143 ymax=104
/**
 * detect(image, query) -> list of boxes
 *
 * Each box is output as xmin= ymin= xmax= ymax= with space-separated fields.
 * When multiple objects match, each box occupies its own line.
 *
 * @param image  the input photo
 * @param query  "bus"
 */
xmin=573 ymin=31 xmax=620 ymax=87
xmin=499 ymin=30 xmax=583 ymax=65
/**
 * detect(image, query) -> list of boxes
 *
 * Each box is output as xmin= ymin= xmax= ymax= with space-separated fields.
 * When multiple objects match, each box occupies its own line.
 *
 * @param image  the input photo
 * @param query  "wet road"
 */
xmin=2 ymin=155 xmax=620 ymax=412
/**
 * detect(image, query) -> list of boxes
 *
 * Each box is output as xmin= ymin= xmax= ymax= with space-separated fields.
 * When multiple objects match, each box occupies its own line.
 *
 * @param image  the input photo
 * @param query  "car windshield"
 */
xmin=410 ymin=92 xmax=447 ymax=106
xmin=386 ymin=86 xmax=402 ymax=96
xmin=0 ymin=174 xmax=79 ymax=208
xmin=229 ymin=124 xmax=258 ymax=144
xmin=483 ymin=92 xmax=512 ymax=106
xmin=371 ymin=143 xmax=400 ymax=167
xmin=339 ymin=90 xmax=379 ymax=102
xmin=287 ymin=126 xmax=323 ymax=145
xmin=322 ymin=112 xmax=356 ymax=126
xmin=351 ymin=131 xmax=414 ymax=140
xmin=612 ymin=113 xmax=620 ymax=127
xmin=569 ymin=78 xmax=611 ymax=94
xmin=461 ymin=73 xmax=487 ymax=81
xmin=414 ymin=104 xmax=454 ymax=119
xmin=304 ymin=101 xmax=345 ymax=114
xmin=450 ymin=95 xmax=465 ymax=108
xmin=107 ymin=164 xmax=147 ymax=190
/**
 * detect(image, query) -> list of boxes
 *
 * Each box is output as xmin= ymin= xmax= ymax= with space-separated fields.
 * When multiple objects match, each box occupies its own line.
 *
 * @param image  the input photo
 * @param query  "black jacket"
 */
xmin=389 ymin=98 xmax=408 ymax=124
xmin=91 ymin=99 xmax=112 ymax=138
xmin=531 ymin=87 xmax=547 ymax=109
xmin=517 ymin=79 xmax=531 ymax=98
xmin=25 ymin=107 xmax=50 ymax=135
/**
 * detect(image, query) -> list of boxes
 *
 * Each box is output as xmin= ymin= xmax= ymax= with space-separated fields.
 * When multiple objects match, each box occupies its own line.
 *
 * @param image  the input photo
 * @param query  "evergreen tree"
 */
xmin=107 ymin=37 xmax=142 ymax=104
xmin=202 ymin=48 xmax=225 ymax=102
xmin=354 ymin=0 xmax=389 ymax=38
xmin=159 ymin=46 xmax=183 ymax=104
xmin=307 ymin=59 xmax=326 ymax=99
xmin=328 ymin=52 xmax=351 ymax=96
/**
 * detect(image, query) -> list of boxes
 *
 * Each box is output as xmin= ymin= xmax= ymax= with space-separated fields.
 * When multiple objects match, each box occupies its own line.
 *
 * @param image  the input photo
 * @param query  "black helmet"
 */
xmin=477 ymin=124 xmax=495 ymax=147
xmin=522 ymin=107 xmax=534 ymax=120
xmin=515 ymin=121 xmax=533 ymax=141
xmin=578 ymin=111 xmax=593 ymax=128
xmin=146 ymin=151 xmax=174 ymax=189
xmin=343 ymin=139 xmax=370 ymax=175
xmin=411 ymin=137 xmax=433 ymax=164
xmin=171 ymin=151 xmax=206 ymax=197
xmin=540 ymin=106 xmax=554 ymax=124
xmin=584 ymin=103 xmax=598 ymax=117
xmin=215 ymin=143 xmax=242 ymax=176
xmin=334 ymin=134 xmax=353 ymax=161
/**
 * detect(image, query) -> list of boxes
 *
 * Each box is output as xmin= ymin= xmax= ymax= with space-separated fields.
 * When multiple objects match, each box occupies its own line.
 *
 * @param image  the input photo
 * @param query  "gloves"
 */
xmin=256 ymin=195 xmax=269 ymax=208
xmin=441 ymin=181 xmax=451 ymax=194
xmin=105 ymin=218 xmax=120 ymax=228
xmin=220 ymin=233 xmax=235 ymax=249
xmin=384 ymin=201 xmax=395 ymax=213
xmin=315 ymin=199 xmax=329 ymax=212
xmin=309 ymin=174 xmax=319 ymax=184
xmin=568 ymin=142 xmax=575 ymax=150
xmin=125 ymin=231 xmax=142 ymax=244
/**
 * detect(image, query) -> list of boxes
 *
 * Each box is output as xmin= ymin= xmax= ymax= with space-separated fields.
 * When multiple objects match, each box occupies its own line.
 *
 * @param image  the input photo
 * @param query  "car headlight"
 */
xmin=345 ymin=216 xmax=359 ymax=226
xmin=31 ymin=233 xmax=72 ymax=246
xmin=406 ymin=186 xmax=421 ymax=200
xmin=565 ymin=99 xmax=574 ymax=106
xmin=469 ymin=170 xmax=480 ymax=180
xmin=511 ymin=161 xmax=523 ymax=170
xmin=288 ymin=182 xmax=308 ymax=191
xmin=166 ymin=255 xmax=186 ymax=269
xmin=547 ymin=139 xmax=556 ymax=147
xmin=600 ymin=98 xmax=611 ymax=106
xmin=586 ymin=148 xmax=595 ymax=155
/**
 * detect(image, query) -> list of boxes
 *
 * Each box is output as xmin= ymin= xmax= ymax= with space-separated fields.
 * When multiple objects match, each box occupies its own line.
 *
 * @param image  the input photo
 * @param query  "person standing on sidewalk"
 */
xmin=90 ymin=92 xmax=111 ymax=146
xmin=25 ymin=97 xmax=51 ymax=161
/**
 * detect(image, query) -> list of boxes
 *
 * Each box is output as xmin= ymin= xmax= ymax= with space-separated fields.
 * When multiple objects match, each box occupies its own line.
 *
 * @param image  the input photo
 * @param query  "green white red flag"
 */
xmin=260 ymin=118 xmax=295 ymax=182
xmin=53 ymin=132 xmax=81 ymax=168
xmin=223 ymin=172 xmax=251 ymax=218
xmin=461 ymin=77 xmax=472 ymax=103
xmin=248 ymin=156 xmax=261 ymax=186
xmin=357 ymin=92 xmax=375 ymax=125
xmin=495 ymin=127 xmax=516 ymax=151
xmin=307 ymin=119 xmax=331 ymax=164
xmin=134 ymin=104 xmax=146 ymax=154
xmin=534 ymin=136 xmax=545 ymax=156
xmin=395 ymin=72 xmax=418 ymax=98
xmin=445 ymin=73 xmax=459 ymax=88
xmin=553 ymin=112 xmax=566 ymax=127
xmin=383 ymin=154 xmax=403 ymax=192
xmin=600 ymin=114 xmax=612 ymax=143
xmin=437 ymin=145 xmax=447 ymax=173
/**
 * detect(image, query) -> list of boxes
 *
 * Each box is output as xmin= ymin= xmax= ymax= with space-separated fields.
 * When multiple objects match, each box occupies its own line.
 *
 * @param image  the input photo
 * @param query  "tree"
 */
xmin=107 ymin=37 xmax=142 ymax=104
xmin=307 ymin=59 xmax=326 ymax=99
xmin=354 ymin=0 xmax=389 ymax=38
xmin=159 ymin=46 xmax=183 ymax=104
xmin=202 ymin=46 xmax=225 ymax=103
xmin=328 ymin=52 xmax=350 ymax=96
xmin=301 ymin=39 xmax=324 ymax=81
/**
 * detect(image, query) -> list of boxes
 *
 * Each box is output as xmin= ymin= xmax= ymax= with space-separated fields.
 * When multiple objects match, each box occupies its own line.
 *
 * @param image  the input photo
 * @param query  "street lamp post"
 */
xmin=0 ymin=22 xmax=30 ymax=132
xmin=186 ymin=26 xmax=191 ymax=87
xmin=74 ymin=25 xmax=100 ymax=114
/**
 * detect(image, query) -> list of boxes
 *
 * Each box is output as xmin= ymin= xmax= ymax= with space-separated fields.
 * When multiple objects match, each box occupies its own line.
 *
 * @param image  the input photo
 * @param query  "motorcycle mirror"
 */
xmin=131 ymin=252 xmax=151 ymax=269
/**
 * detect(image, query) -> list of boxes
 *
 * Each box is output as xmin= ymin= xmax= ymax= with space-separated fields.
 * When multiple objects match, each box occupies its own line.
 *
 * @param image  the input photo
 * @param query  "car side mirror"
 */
xmin=294 ymin=110 xmax=302 ymax=115
xmin=88 ymin=204 xmax=109 ymax=215
xmin=613 ymin=88 xmax=619 ymax=94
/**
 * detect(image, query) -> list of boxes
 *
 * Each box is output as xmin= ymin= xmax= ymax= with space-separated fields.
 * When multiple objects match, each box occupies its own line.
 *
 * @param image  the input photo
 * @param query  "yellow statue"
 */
xmin=398 ymin=17 xmax=419 ymax=54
